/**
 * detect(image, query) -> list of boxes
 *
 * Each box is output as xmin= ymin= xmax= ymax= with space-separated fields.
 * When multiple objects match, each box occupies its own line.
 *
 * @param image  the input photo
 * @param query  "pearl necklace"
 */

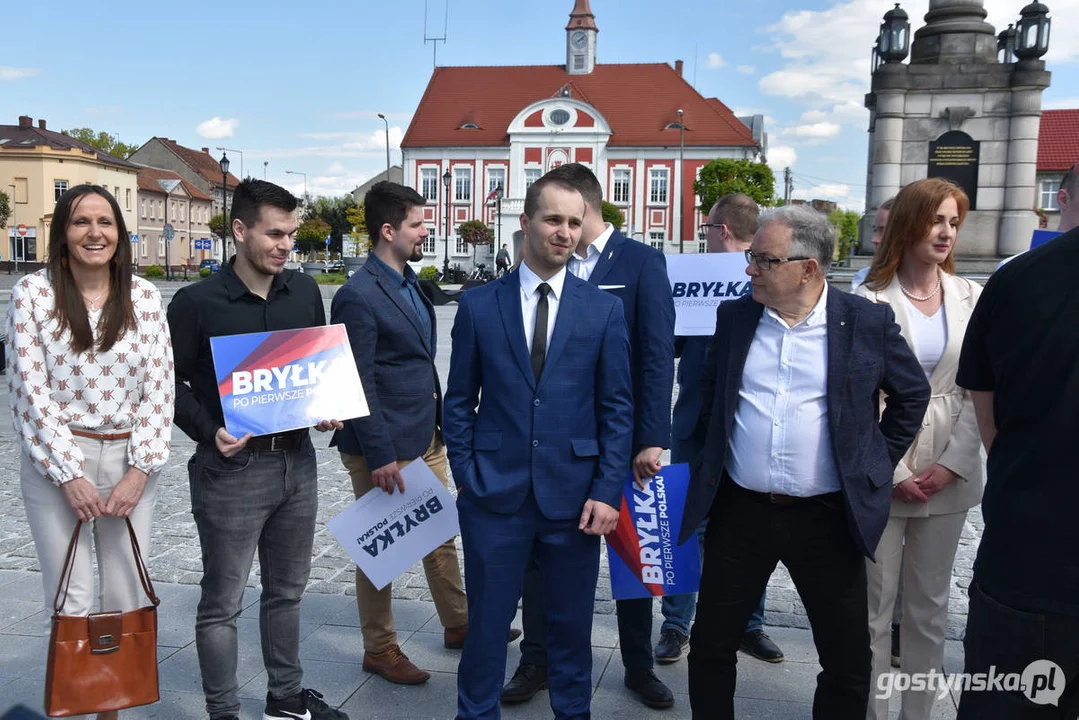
xmin=898 ymin=277 xmax=941 ymax=302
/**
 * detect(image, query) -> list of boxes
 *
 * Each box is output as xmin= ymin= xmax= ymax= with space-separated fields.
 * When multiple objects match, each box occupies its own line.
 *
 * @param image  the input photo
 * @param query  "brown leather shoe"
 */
xmin=444 ymin=625 xmax=523 ymax=649
xmin=362 ymin=644 xmax=430 ymax=685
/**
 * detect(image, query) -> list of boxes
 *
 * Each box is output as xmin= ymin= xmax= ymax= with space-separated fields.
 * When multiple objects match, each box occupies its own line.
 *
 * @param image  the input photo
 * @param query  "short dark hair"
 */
xmin=364 ymin=181 xmax=426 ymax=246
xmin=230 ymin=178 xmax=298 ymax=231
xmin=1062 ymin=163 xmax=1079 ymax=197
xmin=543 ymin=163 xmax=602 ymax=212
xmin=710 ymin=194 xmax=759 ymax=242
xmin=523 ymin=173 xmax=581 ymax=217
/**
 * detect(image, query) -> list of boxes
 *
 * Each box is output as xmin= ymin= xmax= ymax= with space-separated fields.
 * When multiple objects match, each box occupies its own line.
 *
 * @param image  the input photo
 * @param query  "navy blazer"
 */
xmin=586 ymin=230 xmax=675 ymax=450
xmin=330 ymin=256 xmax=441 ymax=468
xmin=679 ymin=287 xmax=930 ymax=559
xmin=443 ymin=271 xmax=634 ymax=520
xmin=670 ymin=335 xmax=709 ymax=442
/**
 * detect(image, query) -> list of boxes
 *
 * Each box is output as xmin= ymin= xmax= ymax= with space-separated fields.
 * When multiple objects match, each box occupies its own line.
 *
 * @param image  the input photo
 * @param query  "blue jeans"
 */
xmin=659 ymin=520 xmax=766 ymax=637
xmin=188 ymin=438 xmax=318 ymax=719
xmin=957 ymin=582 xmax=1079 ymax=719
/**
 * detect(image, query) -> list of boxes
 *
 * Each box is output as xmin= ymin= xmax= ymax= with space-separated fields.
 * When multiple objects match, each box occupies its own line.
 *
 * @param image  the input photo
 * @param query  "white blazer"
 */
xmin=854 ymin=272 xmax=984 ymax=518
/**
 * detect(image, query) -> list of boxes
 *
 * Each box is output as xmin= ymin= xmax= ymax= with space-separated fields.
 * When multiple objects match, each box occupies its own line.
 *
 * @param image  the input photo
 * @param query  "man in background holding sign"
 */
xmin=445 ymin=172 xmax=633 ymax=720
xmin=167 ymin=179 xmax=348 ymax=720
xmin=502 ymin=163 xmax=677 ymax=710
xmin=657 ymin=194 xmax=785 ymax=666
xmin=329 ymin=181 xmax=473 ymax=686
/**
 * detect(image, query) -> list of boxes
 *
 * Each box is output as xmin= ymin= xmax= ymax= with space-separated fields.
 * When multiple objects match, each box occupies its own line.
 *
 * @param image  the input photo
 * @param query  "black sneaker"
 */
xmin=264 ymin=688 xmax=348 ymax=720
xmin=654 ymin=629 xmax=689 ymax=664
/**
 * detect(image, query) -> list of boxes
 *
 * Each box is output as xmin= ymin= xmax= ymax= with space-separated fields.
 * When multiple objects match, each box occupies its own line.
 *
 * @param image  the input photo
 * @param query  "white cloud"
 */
xmin=736 ymin=65 xmax=756 ymax=75
xmin=196 ymin=117 xmax=240 ymax=139
xmin=767 ymin=145 xmax=798 ymax=172
xmin=324 ymin=162 xmax=348 ymax=175
xmin=1043 ymin=97 xmax=1079 ymax=109
xmin=344 ymin=126 xmax=405 ymax=152
xmin=707 ymin=52 xmax=726 ymax=69
xmin=789 ymin=122 xmax=842 ymax=139
xmin=799 ymin=183 xmax=852 ymax=198
xmin=0 ymin=66 xmax=38 ymax=81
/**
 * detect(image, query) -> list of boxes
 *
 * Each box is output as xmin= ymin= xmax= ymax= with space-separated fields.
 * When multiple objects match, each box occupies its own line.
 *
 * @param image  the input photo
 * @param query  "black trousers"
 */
xmin=688 ymin=477 xmax=870 ymax=720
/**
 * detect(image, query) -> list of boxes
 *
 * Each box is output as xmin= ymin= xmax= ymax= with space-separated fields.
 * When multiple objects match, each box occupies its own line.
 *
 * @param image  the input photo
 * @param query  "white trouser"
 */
xmin=20 ymin=435 xmax=157 ymax=618
xmin=866 ymin=511 xmax=967 ymax=720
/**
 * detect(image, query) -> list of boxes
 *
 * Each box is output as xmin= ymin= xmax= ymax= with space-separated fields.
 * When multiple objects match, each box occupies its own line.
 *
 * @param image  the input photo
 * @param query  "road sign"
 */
xmin=16 ymin=224 xmax=27 ymax=236
xmin=194 ymin=238 xmax=211 ymax=250
xmin=130 ymin=234 xmax=139 ymax=244
xmin=163 ymin=223 xmax=175 ymax=242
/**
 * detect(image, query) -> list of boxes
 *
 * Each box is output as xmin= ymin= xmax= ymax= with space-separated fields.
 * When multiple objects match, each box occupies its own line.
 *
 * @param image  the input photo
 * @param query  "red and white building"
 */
xmin=1036 ymin=109 xmax=1079 ymax=229
xmin=400 ymin=0 xmax=764 ymax=269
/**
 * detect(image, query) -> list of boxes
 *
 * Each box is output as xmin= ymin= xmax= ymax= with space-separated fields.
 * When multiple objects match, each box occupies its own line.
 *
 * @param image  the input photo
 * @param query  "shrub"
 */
xmin=199 ymin=267 xmax=211 ymax=278
xmin=418 ymin=265 xmax=439 ymax=280
xmin=144 ymin=265 xmax=165 ymax=279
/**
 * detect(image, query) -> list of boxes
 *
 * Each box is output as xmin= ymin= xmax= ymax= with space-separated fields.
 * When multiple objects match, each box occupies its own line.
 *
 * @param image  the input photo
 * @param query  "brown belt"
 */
xmin=70 ymin=428 xmax=132 ymax=442
xmin=726 ymin=475 xmax=841 ymax=507
xmin=246 ymin=430 xmax=308 ymax=452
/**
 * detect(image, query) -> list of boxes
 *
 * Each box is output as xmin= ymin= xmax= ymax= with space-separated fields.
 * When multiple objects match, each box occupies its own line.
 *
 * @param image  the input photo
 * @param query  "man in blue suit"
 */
xmin=502 ymin=163 xmax=677 ymax=709
xmin=681 ymin=205 xmax=929 ymax=719
xmin=656 ymin=193 xmax=784 ymax=666
xmin=445 ymin=172 xmax=634 ymax=720
xmin=330 ymin=182 xmax=471 ymax=685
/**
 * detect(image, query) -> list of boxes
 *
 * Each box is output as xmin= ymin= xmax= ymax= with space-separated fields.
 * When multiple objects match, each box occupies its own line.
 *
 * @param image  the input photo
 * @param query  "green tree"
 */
xmin=601 ymin=201 xmax=625 ymax=228
xmin=208 ymin=214 xmax=232 ymax=240
xmin=694 ymin=159 xmax=776 ymax=213
xmin=345 ymin=204 xmax=369 ymax=255
xmin=828 ymin=209 xmax=861 ymax=262
xmin=295 ymin=218 xmax=332 ymax=256
xmin=61 ymin=127 xmax=140 ymax=159
xmin=458 ymin=219 xmax=494 ymax=264
xmin=0 ymin=190 xmax=10 ymax=231
xmin=310 ymin=194 xmax=357 ymax=255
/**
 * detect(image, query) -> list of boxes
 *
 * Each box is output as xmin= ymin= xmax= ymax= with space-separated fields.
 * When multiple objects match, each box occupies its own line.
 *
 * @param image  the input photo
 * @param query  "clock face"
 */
xmin=572 ymin=31 xmax=588 ymax=49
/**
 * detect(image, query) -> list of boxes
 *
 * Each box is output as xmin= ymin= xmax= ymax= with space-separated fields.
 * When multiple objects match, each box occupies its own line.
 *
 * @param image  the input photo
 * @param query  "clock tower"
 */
xmin=566 ymin=0 xmax=598 ymax=75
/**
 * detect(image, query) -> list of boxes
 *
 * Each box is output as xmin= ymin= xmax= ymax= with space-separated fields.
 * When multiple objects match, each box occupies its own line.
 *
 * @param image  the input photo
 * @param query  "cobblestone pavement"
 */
xmin=0 ymin=275 xmax=981 ymax=639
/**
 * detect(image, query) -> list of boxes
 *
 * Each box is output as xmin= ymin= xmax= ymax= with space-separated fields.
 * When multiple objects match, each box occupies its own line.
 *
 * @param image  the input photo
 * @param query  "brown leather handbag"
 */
xmin=44 ymin=518 xmax=161 ymax=717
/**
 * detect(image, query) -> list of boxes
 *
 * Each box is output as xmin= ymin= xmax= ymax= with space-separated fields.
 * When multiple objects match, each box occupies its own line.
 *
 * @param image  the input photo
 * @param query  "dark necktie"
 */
xmin=531 ymin=283 xmax=551 ymax=381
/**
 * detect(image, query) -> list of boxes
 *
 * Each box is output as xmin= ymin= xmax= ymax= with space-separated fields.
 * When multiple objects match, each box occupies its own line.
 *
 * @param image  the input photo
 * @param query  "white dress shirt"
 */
xmin=567 ymin=224 xmax=614 ymax=281
xmin=518 ymin=260 xmax=566 ymax=356
xmin=727 ymin=285 xmax=841 ymax=496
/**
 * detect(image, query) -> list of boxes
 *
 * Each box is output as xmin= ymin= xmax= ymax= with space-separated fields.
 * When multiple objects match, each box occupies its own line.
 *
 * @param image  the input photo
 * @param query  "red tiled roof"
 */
xmin=402 ymin=64 xmax=757 ymax=149
xmin=1038 ymin=109 xmax=1079 ymax=171
xmin=0 ymin=122 xmax=137 ymax=168
xmin=153 ymin=138 xmax=241 ymax=188
xmin=136 ymin=166 xmax=213 ymax=200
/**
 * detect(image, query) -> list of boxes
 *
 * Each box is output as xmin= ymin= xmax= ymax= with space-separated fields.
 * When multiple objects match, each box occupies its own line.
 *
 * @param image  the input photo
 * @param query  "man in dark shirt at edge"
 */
xmin=167 ymin=179 xmax=348 ymax=720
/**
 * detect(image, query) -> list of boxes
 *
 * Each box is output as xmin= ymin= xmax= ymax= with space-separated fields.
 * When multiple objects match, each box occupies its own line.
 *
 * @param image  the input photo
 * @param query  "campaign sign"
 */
xmin=1031 ymin=229 xmax=1062 ymax=249
xmin=328 ymin=458 xmax=460 ymax=590
xmin=606 ymin=463 xmax=701 ymax=600
xmin=665 ymin=252 xmax=751 ymax=336
xmin=210 ymin=324 xmax=369 ymax=437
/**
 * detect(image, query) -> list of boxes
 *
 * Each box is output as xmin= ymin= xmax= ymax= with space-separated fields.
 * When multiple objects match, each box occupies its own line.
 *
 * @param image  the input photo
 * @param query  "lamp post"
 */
xmin=157 ymin=179 xmax=181 ymax=280
xmin=263 ymin=161 xmax=268 ymax=180
xmin=219 ymin=152 xmax=230 ymax=262
xmin=493 ymin=183 xmax=503 ymax=262
xmin=377 ymin=113 xmax=391 ymax=179
xmin=878 ymin=3 xmax=911 ymax=63
xmin=7 ymin=183 xmax=16 ymax=274
xmin=1015 ymin=2 xmax=1051 ymax=60
xmin=215 ymin=147 xmax=244 ymax=179
xmin=442 ymin=169 xmax=452 ymax=279
xmin=677 ymin=108 xmax=685 ymax=254
xmin=286 ymin=170 xmax=307 ymax=215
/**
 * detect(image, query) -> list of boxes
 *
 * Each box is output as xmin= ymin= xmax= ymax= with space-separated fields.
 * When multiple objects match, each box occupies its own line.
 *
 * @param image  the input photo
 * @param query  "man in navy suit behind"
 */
xmin=502 ymin=163 xmax=678 ymax=710
xmin=682 ymin=204 xmax=929 ymax=719
xmin=445 ymin=172 xmax=634 ymax=720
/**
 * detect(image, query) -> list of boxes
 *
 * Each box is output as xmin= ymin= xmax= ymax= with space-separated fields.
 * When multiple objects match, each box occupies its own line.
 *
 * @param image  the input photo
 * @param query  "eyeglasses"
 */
xmin=699 ymin=223 xmax=725 ymax=232
xmin=744 ymin=249 xmax=811 ymax=271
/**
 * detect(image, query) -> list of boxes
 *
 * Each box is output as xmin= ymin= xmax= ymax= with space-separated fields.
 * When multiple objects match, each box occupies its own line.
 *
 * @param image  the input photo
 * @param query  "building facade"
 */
xmin=1035 ymin=108 xmax=1079 ymax=229
xmin=135 ymin=166 xmax=214 ymax=270
xmin=128 ymin=138 xmax=240 ymax=260
xmin=399 ymin=0 xmax=763 ymax=271
xmin=0 ymin=116 xmax=138 ymax=264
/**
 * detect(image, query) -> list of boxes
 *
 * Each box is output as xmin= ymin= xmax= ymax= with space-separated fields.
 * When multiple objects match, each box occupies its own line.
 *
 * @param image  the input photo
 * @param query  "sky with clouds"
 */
xmin=3 ymin=0 xmax=1076 ymax=212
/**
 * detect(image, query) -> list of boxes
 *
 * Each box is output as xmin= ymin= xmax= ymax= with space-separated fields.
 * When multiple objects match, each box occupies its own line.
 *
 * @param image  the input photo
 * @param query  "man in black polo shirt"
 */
xmin=955 ymin=225 xmax=1079 ymax=719
xmin=168 ymin=179 xmax=348 ymax=720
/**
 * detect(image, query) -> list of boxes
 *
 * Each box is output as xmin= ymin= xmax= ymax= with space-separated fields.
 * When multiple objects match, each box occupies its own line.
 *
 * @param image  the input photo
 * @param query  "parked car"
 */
xmin=325 ymin=260 xmax=344 ymax=273
xmin=199 ymin=259 xmax=221 ymax=273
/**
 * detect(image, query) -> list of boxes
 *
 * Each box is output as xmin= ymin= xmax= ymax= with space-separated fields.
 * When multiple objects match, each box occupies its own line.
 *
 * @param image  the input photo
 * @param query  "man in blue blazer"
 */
xmin=502 ymin=163 xmax=677 ymax=709
xmin=445 ymin=173 xmax=634 ymax=720
xmin=680 ymin=205 xmax=929 ymax=719
xmin=330 ymin=182 xmax=469 ymax=685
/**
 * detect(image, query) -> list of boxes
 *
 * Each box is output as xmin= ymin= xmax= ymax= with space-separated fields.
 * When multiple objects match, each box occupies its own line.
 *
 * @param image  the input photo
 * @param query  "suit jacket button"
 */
xmin=432 ymin=392 xmax=438 ymax=400
xmin=533 ymin=399 xmax=541 ymax=407
xmin=532 ymin=440 xmax=539 ymax=448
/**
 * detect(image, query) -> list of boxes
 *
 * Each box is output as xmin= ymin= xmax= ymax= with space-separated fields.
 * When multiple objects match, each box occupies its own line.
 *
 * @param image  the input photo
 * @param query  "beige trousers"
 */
xmin=866 ymin=511 xmax=966 ymax=720
xmin=340 ymin=433 xmax=468 ymax=652
xmin=20 ymin=436 xmax=157 ymax=618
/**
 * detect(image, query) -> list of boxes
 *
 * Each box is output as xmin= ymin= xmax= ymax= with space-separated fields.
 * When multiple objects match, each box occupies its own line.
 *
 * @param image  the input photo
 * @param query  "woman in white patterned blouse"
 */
xmin=6 ymin=185 xmax=173 ymax=718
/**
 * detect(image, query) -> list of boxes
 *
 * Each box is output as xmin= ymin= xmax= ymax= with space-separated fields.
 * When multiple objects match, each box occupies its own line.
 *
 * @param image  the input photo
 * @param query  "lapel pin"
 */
xmin=840 ymin=321 xmax=846 ymax=326
xmin=608 ymin=250 xmax=613 ymax=260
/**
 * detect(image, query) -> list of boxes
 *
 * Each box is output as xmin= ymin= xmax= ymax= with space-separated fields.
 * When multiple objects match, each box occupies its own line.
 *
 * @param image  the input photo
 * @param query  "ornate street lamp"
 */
xmin=878 ymin=3 xmax=910 ymax=63
xmin=997 ymin=23 xmax=1018 ymax=63
xmin=493 ymin=183 xmax=504 ymax=260
xmin=1015 ymin=2 xmax=1050 ymax=60
xmin=871 ymin=37 xmax=882 ymax=73
xmin=442 ymin=168 xmax=452 ymax=279
xmin=219 ymin=152 xmax=230 ymax=262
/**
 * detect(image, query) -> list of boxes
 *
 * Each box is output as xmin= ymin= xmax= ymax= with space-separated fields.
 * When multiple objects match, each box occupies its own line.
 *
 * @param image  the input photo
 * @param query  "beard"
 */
xmin=410 ymin=244 xmax=424 ymax=262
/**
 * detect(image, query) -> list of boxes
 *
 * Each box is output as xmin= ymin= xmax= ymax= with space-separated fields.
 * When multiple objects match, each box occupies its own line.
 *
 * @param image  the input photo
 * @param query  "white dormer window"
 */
xmin=460 ymin=123 xmax=480 ymax=130
xmin=665 ymin=122 xmax=685 ymax=130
